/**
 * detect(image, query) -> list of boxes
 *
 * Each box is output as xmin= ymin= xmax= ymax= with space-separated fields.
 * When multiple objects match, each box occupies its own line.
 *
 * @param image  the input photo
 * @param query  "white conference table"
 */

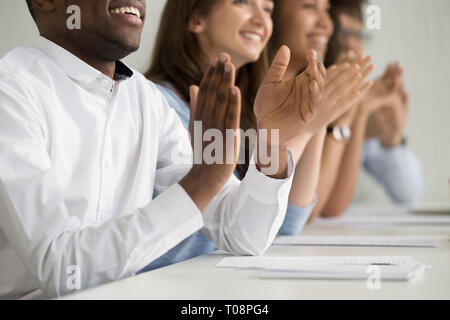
xmin=63 ymin=205 xmax=450 ymax=300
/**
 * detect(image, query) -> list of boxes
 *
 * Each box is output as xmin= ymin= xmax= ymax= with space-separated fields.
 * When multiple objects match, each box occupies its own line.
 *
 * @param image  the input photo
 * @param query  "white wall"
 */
xmin=354 ymin=0 xmax=450 ymax=203
xmin=0 ymin=0 xmax=449 ymax=202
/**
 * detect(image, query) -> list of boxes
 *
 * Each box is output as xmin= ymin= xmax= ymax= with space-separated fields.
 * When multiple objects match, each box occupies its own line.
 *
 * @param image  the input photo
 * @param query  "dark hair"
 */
xmin=329 ymin=0 xmax=366 ymax=22
xmin=25 ymin=0 xmax=36 ymax=20
xmin=325 ymin=0 xmax=367 ymax=66
xmin=146 ymin=0 xmax=270 ymax=178
xmin=267 ymin=0 xmax=282 ymax=62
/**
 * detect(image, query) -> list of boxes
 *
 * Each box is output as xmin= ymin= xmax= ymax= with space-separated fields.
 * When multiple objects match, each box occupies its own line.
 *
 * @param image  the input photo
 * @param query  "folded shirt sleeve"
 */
xmin=199 ymin=149 xmax=295 ymax=256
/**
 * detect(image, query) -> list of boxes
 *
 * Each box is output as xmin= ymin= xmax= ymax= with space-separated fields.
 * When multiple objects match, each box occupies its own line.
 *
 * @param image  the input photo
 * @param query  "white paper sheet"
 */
xmin=216 ymin=256 xmax=416 ymax=269
xmin=273 ymin=236 xmax=442 ymax=247
xmin=315 ymin=216 xmax=450 ymax=227
xmin=409 ymin=202 xmax=450 ymax=214
xmin=259 ymin=264 xmax=426 ymax=281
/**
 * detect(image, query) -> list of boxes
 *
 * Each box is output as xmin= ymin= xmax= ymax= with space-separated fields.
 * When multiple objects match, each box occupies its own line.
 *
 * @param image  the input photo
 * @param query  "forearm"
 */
xmin=201 ymin=151 xmax=295 ymax=256
xmin=289 ymin=129 xmax=326 ymax=207
xmin=179 ymin=171 xmax=228 ymax=212
xmin=321 ymin=112 xmax=369 ymax=217
xmin=255 ymin=128 xmax=312 ymax=180
xmin=309 ymin=136 xmax=347 ymax=221
xmin=0 ymin=179 xmax=203 ymax=298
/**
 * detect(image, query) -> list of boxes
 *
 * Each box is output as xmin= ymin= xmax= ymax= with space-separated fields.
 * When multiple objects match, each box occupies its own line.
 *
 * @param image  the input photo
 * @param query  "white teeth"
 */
xmin=110 ymin=7 xmax=141 ymax=18
xmin=310 ymin=36 xmax=327 ymax=45
xmin=241 ymin=32 xmax=262 ymax=42
xmin=132 ymin=8 xmax=141 ymax=18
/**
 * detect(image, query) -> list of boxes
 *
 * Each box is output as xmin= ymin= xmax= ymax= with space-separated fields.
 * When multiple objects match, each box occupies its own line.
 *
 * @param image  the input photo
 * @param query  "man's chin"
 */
xmin=97 ymin=34 xmax=141 ymax=60
xmin=81 ymin=26 xmax=142 ymax=60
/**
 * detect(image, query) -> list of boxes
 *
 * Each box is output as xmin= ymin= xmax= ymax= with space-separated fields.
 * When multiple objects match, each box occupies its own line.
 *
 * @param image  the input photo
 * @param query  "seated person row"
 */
xmin=142 ymin=0 xmax=375 ymax=271
xmin=0 ymin=0 xmax=368 ymax=298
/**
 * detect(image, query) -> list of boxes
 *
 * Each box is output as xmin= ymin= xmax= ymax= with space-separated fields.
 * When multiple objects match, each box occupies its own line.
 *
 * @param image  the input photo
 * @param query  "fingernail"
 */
xmin=312 ymin=49 xmax=318 ymax=60
xmin=224 ymin=63 xmax=231 ymax=73
xmin=219 ymin=53 xmax=227 ymax=63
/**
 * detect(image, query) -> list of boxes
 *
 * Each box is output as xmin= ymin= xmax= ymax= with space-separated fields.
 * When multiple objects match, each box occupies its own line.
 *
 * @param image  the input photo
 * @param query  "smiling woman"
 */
xmin=146 ymin=0 xmax=273 ymax=178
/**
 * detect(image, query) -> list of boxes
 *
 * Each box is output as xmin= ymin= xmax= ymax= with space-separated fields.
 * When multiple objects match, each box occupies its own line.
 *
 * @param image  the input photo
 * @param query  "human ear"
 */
xmin=32 ymin=0 xmax=57 ymax=13
xmin=188 ymin=14 xmax=207 ymax=34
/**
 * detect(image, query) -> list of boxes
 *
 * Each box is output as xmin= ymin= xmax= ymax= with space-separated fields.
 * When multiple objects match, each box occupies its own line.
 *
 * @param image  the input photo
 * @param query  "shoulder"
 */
xmin=152 ymin=81 xmax=190 ymax=128
xmin=0 ymin=46 xmax=50 ymax=90
xmin=0 ymin=46 xmax=45 ymax=74
xmin=0 ymin=47 xmax=48 ymax=109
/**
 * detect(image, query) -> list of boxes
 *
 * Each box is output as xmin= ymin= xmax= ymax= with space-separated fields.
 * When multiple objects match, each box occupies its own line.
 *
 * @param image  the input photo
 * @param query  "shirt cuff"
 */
xmin=126 ymin=183 xmax=204 ymax=275
xmin=241 ymin=148 xmax=295 ymax=205
xmin=372 ymin=138 xmax=408 ymax=156
xmin=279 ymin=195 xmax=317 ymax=236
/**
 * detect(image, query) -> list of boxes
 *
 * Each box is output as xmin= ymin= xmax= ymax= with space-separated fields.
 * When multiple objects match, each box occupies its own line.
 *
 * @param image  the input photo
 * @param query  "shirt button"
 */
xmin=100 ymin=79 xmax=109 ymax=87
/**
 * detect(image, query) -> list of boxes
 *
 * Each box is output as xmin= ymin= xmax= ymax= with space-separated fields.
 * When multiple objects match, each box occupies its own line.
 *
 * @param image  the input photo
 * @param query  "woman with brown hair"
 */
xmin=141 ymin=0 xmax=372 ymax=272
xmin=269 ymin=0 xmax=422 ymax=220
xmin=317 ymin=0 xmax=423 ymax=214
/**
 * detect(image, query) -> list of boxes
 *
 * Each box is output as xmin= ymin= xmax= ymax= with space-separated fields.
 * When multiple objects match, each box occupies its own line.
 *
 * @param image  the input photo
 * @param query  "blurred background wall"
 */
xmin=1 ymin=0 xmax=449 ymax=203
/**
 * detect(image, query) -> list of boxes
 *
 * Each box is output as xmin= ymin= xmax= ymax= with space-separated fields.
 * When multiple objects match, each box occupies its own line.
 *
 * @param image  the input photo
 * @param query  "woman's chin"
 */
xmin=233 ymin=51 xmax=262 ymax=68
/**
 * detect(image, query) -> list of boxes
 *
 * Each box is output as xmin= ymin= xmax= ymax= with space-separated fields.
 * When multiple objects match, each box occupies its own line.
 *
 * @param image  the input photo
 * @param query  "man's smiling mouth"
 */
xmin=110 ymin=7 xmax=141 ymax=19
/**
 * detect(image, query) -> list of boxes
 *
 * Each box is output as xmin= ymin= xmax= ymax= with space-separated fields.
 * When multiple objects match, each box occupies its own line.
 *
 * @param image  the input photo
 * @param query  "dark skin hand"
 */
xmin=180 ymin=54 xmax=242 ymax=211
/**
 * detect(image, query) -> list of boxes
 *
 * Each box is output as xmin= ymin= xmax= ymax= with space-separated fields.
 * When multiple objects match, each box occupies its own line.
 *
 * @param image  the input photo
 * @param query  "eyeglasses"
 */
xmin=339 ymin=28 xmax=372 ymax=42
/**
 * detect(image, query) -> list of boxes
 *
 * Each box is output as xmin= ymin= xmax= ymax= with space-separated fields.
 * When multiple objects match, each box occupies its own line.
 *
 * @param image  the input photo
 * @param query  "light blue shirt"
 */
xmin=361 ymin=138 xmax=423 ymax=204
xmin=139 ymin=84 xmax=316 ymax=273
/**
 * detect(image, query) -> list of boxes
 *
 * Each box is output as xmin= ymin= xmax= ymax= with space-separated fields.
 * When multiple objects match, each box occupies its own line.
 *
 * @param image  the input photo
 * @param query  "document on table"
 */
xmin=273 ymin=235 xmax=442 ymax=247
xmin=216 ymin=256 xmax=417 ymax=269
xmin=315 ymin=215 xmax=450 ymax=227
xmin=258 ymin=264 xmax=425 ymax=281
xmin=409 ymin=202 xmax=450 ymax=214
xmin=216 ymin=256 xmax=425 ymax=281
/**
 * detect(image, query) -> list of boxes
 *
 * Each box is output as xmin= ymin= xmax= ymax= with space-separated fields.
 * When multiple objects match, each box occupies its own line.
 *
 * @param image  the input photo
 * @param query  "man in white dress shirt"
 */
xmin=0 ymin=0 xmax=296 ymax=299
xmin=2 ymin=0 xmax=362 ymax=299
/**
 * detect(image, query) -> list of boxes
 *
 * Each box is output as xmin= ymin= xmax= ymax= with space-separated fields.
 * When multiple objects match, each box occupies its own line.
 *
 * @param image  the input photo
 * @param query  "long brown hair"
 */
xmin=145 ymin=0 xmax=270 ymax=179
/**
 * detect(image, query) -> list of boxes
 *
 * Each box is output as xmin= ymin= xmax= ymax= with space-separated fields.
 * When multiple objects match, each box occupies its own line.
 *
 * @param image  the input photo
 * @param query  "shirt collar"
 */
xmin=33 ymin=35 xmax=133 ymax=84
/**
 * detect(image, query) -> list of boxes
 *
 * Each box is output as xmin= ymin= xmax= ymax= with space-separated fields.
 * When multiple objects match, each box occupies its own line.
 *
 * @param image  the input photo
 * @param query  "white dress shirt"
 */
xmin=0 ymin=36 xmax=294 ymax=299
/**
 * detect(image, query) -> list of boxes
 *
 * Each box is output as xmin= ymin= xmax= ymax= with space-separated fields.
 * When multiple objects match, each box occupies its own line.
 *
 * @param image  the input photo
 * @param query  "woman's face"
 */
xmin=277 ymin=0 xmax=333 ymax=68
xmin=337 ymin=13 xmax=364 ymax=56
xmin=191 ymin=0 xmax=274 ymax=69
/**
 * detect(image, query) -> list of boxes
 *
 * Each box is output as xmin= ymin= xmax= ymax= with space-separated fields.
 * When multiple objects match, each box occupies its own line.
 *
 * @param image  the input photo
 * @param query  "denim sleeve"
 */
xmin=278 ymin=196 xmax=317 ymax=236
xmin=156 ymin=83 xmax=190 ymax=129
xmin=362 ymin=138 xmax=424 ymax=204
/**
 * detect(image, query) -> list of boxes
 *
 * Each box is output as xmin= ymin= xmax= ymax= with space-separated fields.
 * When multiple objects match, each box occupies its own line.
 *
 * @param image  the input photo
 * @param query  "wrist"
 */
xmin=359 ymin=98 xmax=379 ymax=118
xmin=179 ymin=169 xmax=226 ymax=211
xmin=255 ymin=141 xmax=289 ymax=179
xmin=380 ymin=134 xmax=405 ymax=148
xmin=326 ymin=125 xmax=351 ymax=144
